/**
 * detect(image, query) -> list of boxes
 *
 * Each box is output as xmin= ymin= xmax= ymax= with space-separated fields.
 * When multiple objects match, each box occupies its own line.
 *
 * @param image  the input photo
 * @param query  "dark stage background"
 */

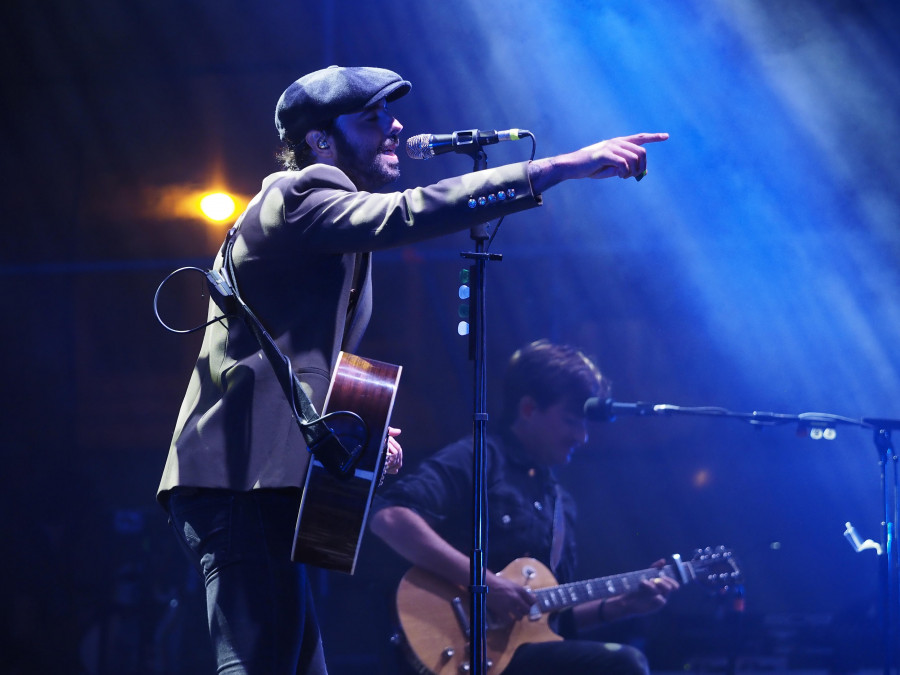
xmin=2 ymin=1 xmax=899 ymax=673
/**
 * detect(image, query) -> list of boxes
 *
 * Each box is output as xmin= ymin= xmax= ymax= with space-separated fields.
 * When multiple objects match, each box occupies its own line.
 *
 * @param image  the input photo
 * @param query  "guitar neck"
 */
xmin=532 ymin=564 xmax=679 ymax=615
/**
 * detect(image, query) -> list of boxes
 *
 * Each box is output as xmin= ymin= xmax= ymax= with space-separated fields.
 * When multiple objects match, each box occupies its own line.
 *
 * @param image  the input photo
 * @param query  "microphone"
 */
xmin=583 ymin=398 xmax=659 ymax=422
xmin=406 ymin=128 xmax=531 ymax=160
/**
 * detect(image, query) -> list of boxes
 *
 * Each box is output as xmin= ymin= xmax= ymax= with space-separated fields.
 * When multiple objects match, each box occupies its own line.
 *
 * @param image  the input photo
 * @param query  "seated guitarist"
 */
xmin=370 ymin=340 xmax=679 ymax=675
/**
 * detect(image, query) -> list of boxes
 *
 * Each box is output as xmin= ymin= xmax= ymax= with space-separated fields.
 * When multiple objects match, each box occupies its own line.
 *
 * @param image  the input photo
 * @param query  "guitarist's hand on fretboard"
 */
xmin=594 ymin=559 xmax=680 ymax=625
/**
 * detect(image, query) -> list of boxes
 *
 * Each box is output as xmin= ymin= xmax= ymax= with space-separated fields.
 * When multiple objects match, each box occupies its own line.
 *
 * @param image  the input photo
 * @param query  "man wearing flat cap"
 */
xmin=159 ymin=64 xmax=668 ymax=674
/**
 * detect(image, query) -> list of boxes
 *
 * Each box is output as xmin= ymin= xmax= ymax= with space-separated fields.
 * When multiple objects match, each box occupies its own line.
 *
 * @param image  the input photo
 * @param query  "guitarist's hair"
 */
xmin=501 ymin=339 xmax=609 ymax=425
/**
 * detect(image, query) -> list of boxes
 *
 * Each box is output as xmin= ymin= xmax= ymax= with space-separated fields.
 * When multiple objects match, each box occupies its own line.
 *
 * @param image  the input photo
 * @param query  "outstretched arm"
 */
xmin=528 ymin=133 xmax=669 ymax=194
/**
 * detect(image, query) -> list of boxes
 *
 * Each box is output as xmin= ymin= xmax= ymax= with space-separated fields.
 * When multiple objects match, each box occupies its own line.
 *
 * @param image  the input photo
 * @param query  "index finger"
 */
xmin=622 ymin=132 xmax=669 ymax=145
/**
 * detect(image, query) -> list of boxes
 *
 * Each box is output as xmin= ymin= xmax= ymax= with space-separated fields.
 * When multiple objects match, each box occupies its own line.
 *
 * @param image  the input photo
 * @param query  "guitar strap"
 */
xmin=203 ymin=225 xmax=369 ymax=480
xmin=549 ymin=483 xmax=566 ymax=573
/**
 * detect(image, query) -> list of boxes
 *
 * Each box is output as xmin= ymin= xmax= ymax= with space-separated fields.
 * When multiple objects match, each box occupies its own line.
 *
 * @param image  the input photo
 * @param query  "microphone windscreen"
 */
xmin=406 ymin=134 xmax=433 ymax=160
xmin=583 ymin=397 xmax=613 ymax=422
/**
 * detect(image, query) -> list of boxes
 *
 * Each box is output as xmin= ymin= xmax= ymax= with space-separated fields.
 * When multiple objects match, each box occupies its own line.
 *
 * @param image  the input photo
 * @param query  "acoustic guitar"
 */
xmin=396 ymin=546 xmax=741 ymax=674
xmin=291 ymin=352 xmax=402 ymax=574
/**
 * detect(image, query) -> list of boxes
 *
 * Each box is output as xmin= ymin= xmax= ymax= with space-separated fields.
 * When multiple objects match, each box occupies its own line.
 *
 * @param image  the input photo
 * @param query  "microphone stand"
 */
xmin=865 ymin=418 xmax=900 ymax=675
xmin=461 ymin=146 xmax=502 ymax=675
xmin=589 ymin=399 xmax=900 ymax=674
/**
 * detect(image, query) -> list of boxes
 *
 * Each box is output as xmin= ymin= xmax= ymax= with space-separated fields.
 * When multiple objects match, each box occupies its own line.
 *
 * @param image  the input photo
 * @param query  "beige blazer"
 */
xmin=158 ymin=161 xmax=540 ymax=499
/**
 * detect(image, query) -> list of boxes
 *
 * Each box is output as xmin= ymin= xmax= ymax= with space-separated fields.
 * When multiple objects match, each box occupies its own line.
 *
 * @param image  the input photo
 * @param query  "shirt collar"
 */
xmin=499 ymin=429 xmax=555 ymax=481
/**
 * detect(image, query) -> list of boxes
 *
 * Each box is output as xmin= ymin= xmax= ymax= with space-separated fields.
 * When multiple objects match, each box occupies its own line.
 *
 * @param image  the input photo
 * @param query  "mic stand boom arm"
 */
xmin=586 ymin=397 xmax=900 ymax=673
xmin=585 ymin=397 xmax=864 ymax=430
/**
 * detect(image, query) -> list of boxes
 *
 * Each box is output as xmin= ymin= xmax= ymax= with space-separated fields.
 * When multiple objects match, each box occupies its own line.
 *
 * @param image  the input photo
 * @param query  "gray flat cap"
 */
xmin=275 ymin=65 xmax=411 ymax=144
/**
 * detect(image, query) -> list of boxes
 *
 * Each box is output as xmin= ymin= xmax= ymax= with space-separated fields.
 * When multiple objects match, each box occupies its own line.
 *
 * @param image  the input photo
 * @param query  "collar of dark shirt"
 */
xmin=497 ymin=429 xmax=556 ymax=483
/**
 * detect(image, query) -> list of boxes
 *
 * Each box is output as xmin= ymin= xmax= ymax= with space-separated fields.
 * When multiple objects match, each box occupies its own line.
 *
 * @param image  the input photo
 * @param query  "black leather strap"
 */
xmin=209 ymin=226 xmax=365 ymax=479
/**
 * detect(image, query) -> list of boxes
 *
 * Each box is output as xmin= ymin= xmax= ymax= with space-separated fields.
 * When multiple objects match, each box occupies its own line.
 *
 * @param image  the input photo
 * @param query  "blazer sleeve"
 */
xmin=258 ymin=162 xmax=542 ymax=253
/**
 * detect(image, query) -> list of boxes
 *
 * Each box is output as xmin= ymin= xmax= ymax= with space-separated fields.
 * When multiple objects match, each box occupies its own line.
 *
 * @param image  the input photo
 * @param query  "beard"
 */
xmin=331 ymin=127 xmax=400 ymax=192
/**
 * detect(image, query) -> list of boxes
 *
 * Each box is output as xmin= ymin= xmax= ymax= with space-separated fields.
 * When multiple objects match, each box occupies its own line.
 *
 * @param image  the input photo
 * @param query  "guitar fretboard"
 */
xmin=533 ymin=564 xmax=679 ymax=614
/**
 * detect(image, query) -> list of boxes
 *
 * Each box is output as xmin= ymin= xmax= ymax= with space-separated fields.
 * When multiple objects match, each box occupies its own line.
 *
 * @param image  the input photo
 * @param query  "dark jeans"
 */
xmin=505 ymin=639 xmax=650 ymax=675
xmin=166 ymin=488 xmax=328 ymax=675
xmin=394 ymin=639 xmax=649 ymax=675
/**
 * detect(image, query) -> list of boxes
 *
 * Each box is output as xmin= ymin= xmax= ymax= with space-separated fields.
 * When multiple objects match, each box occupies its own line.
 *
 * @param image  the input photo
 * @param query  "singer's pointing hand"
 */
xmin=581 ymin=133 xmax=669 ymax=180
xmin=528 ymin=132 xmax=668 ymax=193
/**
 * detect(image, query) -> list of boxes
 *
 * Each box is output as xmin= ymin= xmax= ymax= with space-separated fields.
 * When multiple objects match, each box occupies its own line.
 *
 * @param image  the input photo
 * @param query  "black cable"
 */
xmin=486 ymin=131 xmax=537 ymax=252
xmin=153 ymin=266 xmax=233 ymax=334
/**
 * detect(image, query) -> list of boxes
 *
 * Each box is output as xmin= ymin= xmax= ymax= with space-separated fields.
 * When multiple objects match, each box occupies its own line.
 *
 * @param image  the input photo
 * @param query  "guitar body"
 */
xmin=396 ymin=558 xmax=562 ymax=675
xmin=291 ymin=352 xmax=402 ymax=574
